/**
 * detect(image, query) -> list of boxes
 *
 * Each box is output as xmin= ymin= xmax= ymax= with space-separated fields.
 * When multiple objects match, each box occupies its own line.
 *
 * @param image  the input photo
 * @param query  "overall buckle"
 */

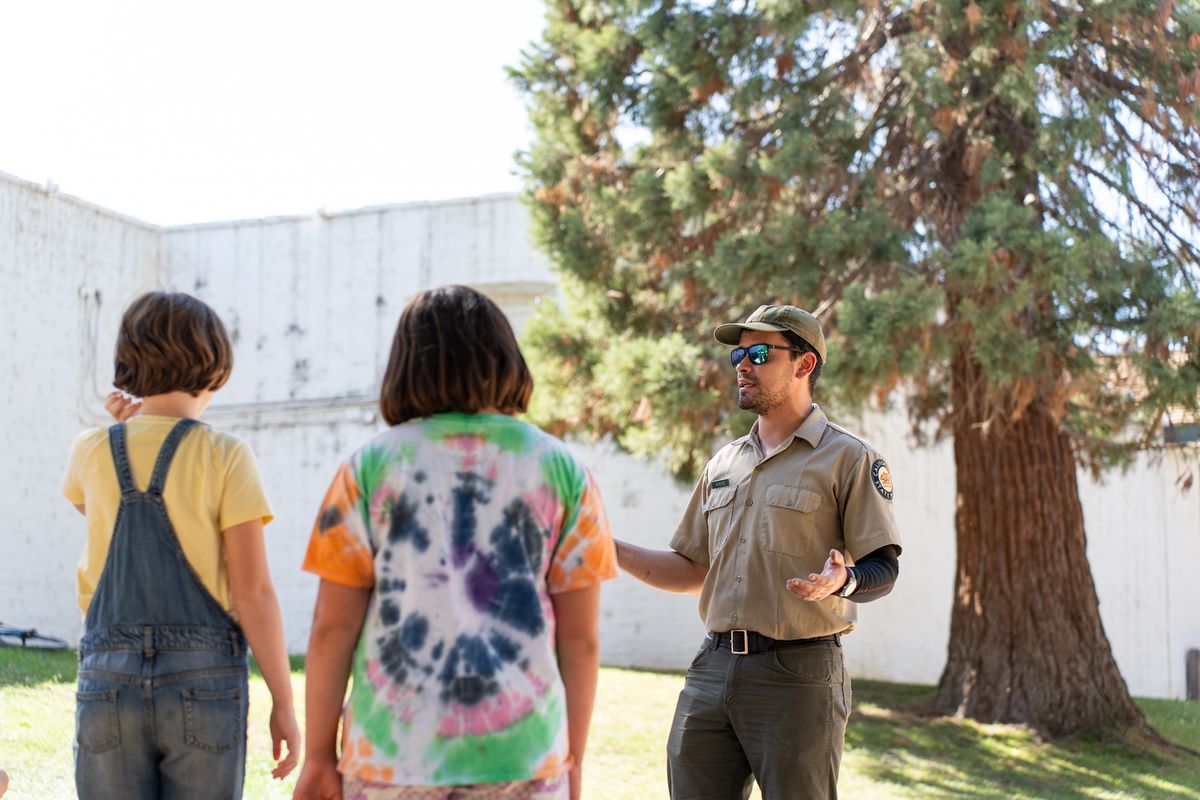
xmin=730 ymin=629 xmax=749 ymax=655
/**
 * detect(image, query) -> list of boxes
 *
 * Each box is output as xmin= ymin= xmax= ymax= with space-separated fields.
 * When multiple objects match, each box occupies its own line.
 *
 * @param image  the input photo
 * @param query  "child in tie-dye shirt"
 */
xmin=294 ymin=286 xmax=617 ymax=800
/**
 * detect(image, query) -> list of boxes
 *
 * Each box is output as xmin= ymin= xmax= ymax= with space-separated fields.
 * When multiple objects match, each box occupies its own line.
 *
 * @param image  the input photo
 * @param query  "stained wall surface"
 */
xmin=156 ymin=196 xmax=558 ymax=655
xmin=0 ymin=173 xmax=161 ymax=637
xmin=3 ymin=172 xmax=1197 ymax=698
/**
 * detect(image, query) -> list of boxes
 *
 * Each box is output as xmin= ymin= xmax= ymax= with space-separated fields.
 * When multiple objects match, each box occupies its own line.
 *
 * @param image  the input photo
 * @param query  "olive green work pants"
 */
xmin=666 ymin=635 xmax=850 ymax=800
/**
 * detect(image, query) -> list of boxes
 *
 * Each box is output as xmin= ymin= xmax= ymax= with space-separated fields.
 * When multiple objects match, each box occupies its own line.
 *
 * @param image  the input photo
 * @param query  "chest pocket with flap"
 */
xmin=702 ymin=486 xmax=738 ymax=555
xmin=762 ymin=483 xmax=824 ymax=557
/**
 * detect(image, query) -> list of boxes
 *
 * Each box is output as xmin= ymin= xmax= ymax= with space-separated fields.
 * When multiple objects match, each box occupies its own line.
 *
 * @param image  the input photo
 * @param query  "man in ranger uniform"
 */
xmin=617 ymin=304 xmax=903 ymax=800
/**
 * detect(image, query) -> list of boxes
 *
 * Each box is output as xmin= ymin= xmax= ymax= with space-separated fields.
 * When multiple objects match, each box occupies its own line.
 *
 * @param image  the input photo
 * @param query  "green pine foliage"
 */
xmin=511 ymin=0 xmax=1200 ymax=481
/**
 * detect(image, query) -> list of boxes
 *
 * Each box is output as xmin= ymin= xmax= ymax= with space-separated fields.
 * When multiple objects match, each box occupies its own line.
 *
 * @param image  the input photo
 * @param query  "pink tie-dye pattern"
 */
xmin=368 ymin=660 xmax=421 ymax=722
xmin=367 ymin=659 xmax=387 ymax=690
xmin=444 ymin=435 xmax=483 ymax=471
xmin=369 ymin=485 xmax=401 ymax=530
xmin=303 ymin=418 xmax=619 ymax=786
xmin=538 ymin=594 xmax=556 ymax=633
xmin=523 ymin=486 xmax=562 ymax=542
xmin=437 ymin=687 xmax=537 ymax=737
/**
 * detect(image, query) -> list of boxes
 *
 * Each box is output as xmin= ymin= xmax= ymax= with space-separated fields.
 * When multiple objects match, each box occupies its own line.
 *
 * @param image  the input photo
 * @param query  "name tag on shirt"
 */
xmin=710 ymin=478 xmax=730 ymax=489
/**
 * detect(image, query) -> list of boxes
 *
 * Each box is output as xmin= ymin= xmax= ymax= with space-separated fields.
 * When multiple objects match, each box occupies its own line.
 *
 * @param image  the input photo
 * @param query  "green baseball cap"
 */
xmin=713 ymin=304 xmax=826 ymax=363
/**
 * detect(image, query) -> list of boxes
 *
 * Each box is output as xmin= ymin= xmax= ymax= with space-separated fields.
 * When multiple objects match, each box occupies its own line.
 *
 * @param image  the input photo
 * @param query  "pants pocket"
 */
xmin=76 ymin=688 xmax=120 ymax=753
xmin=183 ymin=687 xmax=242 ymax=753
xmin=770 ymin=644 xmax=837 ymax=684
xmin=687 ymin=636 xmax=712 ymax=672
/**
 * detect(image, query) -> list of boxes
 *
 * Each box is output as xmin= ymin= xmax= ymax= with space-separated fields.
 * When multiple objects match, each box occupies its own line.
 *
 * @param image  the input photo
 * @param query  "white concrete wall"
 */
xmin=2 ymin=176 xmax=1197 ymax=698
xmin=837 ymin=414 xmax=958 ymax=688
xmin=1080 ymin=452 xmax=1200 ymax=699
xmin=0 ymin=172 xmax=160 ymax=638
xmin=157 ymin=196 xmax=558 ymax=652
xmin=594 ymin=409 xmax=1200 ymax=700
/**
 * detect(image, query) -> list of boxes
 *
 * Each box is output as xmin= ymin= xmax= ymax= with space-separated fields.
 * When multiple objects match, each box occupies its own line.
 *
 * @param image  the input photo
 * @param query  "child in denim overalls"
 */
xmin=63 ymin=291 xmax=300 ymax=799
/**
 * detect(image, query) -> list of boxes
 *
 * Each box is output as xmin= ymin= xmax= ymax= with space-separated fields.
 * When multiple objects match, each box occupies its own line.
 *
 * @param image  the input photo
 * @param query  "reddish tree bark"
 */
xmin=934 ymin=351 xmax=1147 ymax=736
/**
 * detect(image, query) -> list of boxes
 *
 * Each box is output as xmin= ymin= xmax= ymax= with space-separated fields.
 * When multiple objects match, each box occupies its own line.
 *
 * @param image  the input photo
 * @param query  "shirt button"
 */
xmin=786 ymin=499 xmax=793 ymax=506
xmin=746 ymin=499 xmax=753 ymax=507
xmin=735 ymin=575 xmax=742 ymax=582
xmin=740 ymin=537 xmax=746 ymax=544
xmin=732 ymin=614 xmax=738 ymax=622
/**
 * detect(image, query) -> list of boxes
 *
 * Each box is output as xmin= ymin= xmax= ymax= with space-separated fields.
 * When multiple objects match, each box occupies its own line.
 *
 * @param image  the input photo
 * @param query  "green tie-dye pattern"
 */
xmin=430 ymin=692 xmax=563 ymax=783
xmin=349 ymin=640 xmax=402 ymax=758
xmin=354 ymin=445 xmax=392 ymax=524
xmin=540 ymin=449 xmax=586 ymax=536
xmin=332 ymin=416 xmax=597 ymax=785
xmin=422 ymin=413 xmax=533 ymax=453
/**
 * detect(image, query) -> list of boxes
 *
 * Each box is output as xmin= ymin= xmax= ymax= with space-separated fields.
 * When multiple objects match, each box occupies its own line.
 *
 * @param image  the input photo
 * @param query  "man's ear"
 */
xmin=795 ymin=352 xmax=816 ymax=380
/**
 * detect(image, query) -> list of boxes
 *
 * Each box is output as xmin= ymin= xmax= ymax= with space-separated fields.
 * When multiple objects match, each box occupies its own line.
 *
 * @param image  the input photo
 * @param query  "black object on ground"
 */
xmin=0 ymin=623 xmax=68 ymax=649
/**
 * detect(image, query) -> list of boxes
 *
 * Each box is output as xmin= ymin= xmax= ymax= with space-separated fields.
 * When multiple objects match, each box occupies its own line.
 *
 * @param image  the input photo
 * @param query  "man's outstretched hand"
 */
xmin=785 ymin=549 xmax=848 ymax=601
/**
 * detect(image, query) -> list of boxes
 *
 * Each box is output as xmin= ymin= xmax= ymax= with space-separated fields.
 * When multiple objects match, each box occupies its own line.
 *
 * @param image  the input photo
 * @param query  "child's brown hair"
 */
xmin=114 ymin=291 xmax=233 ymax=397
xmin=380 ymin=285 xmax=533 ymax=425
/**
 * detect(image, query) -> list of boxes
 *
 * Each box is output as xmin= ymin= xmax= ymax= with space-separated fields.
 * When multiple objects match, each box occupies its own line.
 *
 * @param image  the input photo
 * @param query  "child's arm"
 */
xmin=293 ymin=579 xmax=370 ymax=800
xmin=551 ymin=583 xmax=603 ymax=800
xmin=223 ymin=519 xmax=301 ymax=779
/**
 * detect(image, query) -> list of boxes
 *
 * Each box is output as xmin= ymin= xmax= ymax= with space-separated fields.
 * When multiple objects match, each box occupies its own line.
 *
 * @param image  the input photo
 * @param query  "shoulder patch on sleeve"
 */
xmin=871 ymin=459 xmax=894 ymax=500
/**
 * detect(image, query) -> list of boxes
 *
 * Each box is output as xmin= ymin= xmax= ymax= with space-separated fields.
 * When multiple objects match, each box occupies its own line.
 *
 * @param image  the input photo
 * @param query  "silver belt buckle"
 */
xmin=730 ymin=629 xmax=749 ymax=655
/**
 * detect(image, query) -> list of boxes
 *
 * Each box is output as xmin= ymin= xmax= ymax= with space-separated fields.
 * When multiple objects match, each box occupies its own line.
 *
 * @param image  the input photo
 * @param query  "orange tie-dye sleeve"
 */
xmin=302 ymin=462 xmax=375 ymax=589
xmin=547 ymin=469 xmax=618 ymax=594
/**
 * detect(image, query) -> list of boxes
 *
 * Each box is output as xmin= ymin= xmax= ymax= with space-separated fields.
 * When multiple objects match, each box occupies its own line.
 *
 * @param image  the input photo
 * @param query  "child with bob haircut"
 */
xmin=293 ymin=285 xmax=617 ymax=800
xmin=63 ymin=291 xmax=300 ymax=799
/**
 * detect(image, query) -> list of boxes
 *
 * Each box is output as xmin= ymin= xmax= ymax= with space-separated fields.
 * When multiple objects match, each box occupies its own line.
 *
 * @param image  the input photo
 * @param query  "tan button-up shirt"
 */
xmin=670 ymin=405 xmax=902 ymax=640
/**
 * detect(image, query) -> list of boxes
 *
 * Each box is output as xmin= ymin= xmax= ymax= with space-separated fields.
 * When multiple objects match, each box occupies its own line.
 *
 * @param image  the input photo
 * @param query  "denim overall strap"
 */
xmin=146 ymin=418 xmax=197 ymax=496
xmin=107 ymin=423 xmax=137 ymax=496
xmin=83 ymin=419 xmax=241 ymax=636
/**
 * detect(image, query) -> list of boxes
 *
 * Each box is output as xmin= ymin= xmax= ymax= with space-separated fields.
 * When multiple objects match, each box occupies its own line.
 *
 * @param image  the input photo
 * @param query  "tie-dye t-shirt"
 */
xmin=302 ymin=413 xmax=617 ymax=787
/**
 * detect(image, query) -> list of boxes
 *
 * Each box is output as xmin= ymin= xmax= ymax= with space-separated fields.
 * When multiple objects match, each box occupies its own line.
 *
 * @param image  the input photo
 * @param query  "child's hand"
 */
xmin=270 ymin=703 xmax=301 ymax=779
xmin=291 ymin=757 xmax=342 ymax=799
xmin=105 ymin=391 xmax=143 ymax=421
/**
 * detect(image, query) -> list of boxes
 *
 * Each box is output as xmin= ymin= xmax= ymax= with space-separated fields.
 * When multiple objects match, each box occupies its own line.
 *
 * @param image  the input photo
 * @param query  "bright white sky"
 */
xmin=0 ymin=0 xmax=547 ymax=226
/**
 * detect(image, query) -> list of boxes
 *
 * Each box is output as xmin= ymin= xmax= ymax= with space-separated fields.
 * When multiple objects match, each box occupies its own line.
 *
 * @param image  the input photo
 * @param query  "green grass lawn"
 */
xmin=2 ymin=649 xmax=1198 ymax=799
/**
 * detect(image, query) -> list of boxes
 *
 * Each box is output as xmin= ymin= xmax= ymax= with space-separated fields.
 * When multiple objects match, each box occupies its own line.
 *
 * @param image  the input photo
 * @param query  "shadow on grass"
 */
xmin=0 ymin=647 xmax=77 ymax=687
xmin=848 ymin=680 xmax=1200 ymax=800
xmin=2 ymin=652 xmax=1197 ymax=800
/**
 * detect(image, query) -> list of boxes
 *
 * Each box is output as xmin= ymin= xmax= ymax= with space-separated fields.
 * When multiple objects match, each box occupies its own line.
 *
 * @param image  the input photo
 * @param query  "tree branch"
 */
xmin=1070 ymin=158 xmax=1200 ymax=269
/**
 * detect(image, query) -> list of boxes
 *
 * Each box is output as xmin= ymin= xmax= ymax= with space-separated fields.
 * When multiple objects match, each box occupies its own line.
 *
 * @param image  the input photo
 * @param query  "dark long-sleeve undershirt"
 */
xmin=845 ymin=544 xmax=900 ymax=603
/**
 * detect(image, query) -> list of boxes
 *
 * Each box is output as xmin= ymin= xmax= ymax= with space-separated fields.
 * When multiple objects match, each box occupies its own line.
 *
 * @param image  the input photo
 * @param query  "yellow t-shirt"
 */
xmin=62 ymin=415 xmax=274 ymax=616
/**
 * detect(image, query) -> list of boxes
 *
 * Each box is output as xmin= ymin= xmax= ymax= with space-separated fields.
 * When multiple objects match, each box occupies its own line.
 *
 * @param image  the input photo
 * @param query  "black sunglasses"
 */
xmin=729 ymin=343 xmax=808 ymax=367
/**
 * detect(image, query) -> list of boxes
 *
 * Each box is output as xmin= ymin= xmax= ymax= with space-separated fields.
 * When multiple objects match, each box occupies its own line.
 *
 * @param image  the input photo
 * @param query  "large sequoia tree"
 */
xmin=511 ymin=0 xmax=1200 ymax=736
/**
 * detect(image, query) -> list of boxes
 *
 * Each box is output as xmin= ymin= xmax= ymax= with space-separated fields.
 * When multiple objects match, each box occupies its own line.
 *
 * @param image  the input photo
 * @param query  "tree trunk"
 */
xmin=934 ymin=352 xmax=1148 ymax=737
